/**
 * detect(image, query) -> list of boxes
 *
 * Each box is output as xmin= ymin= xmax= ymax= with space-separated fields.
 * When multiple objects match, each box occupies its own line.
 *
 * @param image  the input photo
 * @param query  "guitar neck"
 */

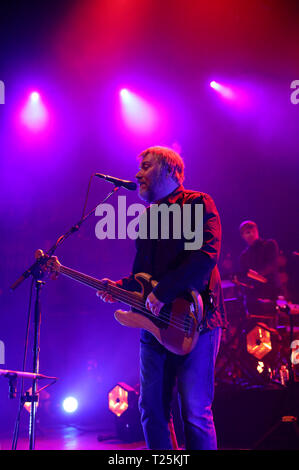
xmin=59 ymin=265 xmax=140 ymax=308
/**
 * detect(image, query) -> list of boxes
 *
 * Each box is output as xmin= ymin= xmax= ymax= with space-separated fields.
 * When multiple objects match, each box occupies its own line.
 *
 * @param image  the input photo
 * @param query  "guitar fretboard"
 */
xmin=59 ymin=265 xmax=143 ymax=310
xmin=56 ymin=264 xmax=194 ymax=336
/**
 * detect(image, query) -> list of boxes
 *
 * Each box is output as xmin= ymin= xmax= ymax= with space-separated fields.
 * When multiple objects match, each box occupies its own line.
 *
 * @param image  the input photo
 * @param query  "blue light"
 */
xmin=62 ymin=396 xmax=78 ymax=413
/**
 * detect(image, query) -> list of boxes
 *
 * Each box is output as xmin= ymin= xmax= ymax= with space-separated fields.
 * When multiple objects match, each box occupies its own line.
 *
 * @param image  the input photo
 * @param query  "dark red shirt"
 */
xmin=117 ymin=185 xmax=227 ymax=330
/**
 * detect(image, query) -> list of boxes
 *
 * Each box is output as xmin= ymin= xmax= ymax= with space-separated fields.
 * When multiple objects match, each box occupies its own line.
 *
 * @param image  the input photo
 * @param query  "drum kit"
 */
xmin=217 ymin=271 xmax=299 ymax=388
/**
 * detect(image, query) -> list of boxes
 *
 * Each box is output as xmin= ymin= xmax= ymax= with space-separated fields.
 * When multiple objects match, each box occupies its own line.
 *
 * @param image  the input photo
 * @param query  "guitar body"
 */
xmin=46 ymin=256 xmax=204 ymax=356
xmin=114 ymin=273 xmax=204 ymax=355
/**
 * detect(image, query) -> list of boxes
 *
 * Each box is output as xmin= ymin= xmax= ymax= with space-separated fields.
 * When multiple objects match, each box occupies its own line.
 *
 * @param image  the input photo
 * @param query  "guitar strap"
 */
xmin=201 ymin=269 xmax=218 ymax=323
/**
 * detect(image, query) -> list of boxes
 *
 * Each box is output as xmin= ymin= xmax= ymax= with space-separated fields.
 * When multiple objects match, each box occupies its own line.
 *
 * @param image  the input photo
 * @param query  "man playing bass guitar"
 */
xmin=97 ymin=146 xmax=227 ymax=450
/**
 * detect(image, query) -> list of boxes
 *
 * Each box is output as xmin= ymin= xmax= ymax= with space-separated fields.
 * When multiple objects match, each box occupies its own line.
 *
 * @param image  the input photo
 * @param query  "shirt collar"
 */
xmin=154 ymin=184 xmax=184 ymax=204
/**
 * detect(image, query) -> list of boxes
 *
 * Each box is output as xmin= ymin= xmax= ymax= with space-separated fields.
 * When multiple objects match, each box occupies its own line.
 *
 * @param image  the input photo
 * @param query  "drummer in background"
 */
xmin=239 ymin=220 xmax=282 ymax=320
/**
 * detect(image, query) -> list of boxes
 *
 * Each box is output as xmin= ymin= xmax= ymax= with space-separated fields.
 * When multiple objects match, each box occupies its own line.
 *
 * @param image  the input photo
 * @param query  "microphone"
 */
xmin=95 ymin=173 xmax=137 ymax=191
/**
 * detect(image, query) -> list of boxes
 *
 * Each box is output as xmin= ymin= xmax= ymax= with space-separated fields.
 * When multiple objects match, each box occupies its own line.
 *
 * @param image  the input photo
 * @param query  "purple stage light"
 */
xmin=209 ymin=80 xmax=254 ymax=111
xmin=30 ymin=91 xmax=40 ymax=102
xmin=119 ymin=88 xmax=159 ymax=134
xmin=20 ymin=91 xmax=49 ymax=131
xmin=210 ymin=80 xmax=235 ymax=99
xmin=120 ymin=88 xmax=130 ymax=101
xmin=62 ymin=396 xmax=78 ymax=413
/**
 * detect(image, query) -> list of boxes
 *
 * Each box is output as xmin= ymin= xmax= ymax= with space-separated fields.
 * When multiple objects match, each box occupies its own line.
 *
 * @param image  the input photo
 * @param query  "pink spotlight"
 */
xmin=20 ymin=91 xmax=49 ymax=131
xmin=120 ymin=88 xmax=130 ymax=101
xmin=209 ymin=81 xmax=235 ymax=99
xmin=30 ymin=91 xmax=40 ymax=102
xmin=119 ymin=88 xmax=159 ymax=134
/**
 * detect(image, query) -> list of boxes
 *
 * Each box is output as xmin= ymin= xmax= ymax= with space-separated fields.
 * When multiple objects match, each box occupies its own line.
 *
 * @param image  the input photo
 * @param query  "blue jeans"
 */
xmin=139 ymin=327 xmax=222 ymax=450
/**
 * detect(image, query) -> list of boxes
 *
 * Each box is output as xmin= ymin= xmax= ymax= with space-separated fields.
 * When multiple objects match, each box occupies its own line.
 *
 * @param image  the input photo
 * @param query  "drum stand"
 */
xmin=217 ymin=284 xmax=260 ymax=386
xmin=217 ymin=283 xmax=281 ymax=387
xmin=252 ymin=304 xmax=299 ymax=449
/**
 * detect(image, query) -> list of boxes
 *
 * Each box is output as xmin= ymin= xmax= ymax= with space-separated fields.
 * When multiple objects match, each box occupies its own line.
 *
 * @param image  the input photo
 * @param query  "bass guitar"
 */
xmin=47 ymin=256 xmax=204 ymax=355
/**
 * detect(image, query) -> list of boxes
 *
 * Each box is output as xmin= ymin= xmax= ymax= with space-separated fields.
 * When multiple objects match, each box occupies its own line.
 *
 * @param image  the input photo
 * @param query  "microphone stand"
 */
xmin=9 ymin=184 xmax=121 ymax=450
xmin=1 ymin=368 xmax=58 ymax=449
xmin=29 ymin=277 xmax=43 ymax=450
xmin=10 ymin=185 xmax=121 ymax=289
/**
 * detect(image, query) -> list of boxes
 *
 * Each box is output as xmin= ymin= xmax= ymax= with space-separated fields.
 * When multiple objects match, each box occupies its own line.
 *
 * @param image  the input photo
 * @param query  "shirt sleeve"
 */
xmin=152 ymin=193 xmax=222 ymax=303
xmin=239 ymin=250 xmax=249 ymax=274
xmin=115 ymin=240 xmax=146 ymax=293
xmin=261 ymin=239 xmax=279 ymax=275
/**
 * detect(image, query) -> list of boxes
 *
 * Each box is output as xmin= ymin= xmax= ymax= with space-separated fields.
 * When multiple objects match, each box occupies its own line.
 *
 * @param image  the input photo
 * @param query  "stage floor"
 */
xmin=0 ymin=426 xmax=146 ymax=451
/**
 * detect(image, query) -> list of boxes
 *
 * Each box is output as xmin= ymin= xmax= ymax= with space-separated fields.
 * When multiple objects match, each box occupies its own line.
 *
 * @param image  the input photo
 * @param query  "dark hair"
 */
xmin=239 ymin=220 xmax=258 ymax=234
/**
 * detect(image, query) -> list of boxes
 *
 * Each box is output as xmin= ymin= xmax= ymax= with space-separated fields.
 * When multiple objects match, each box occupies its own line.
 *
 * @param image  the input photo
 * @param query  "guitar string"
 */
xmin=105 ymin=284 xmax=191 ymax=332
xmin=80 ymin=276 xmax=188 ymax=332
xmin=60 ymin=266 xmax=184 ymax=326
xmin=60 ymin=267 xmax=193 ymax=333
xmin=79 ymin=274 xmax=188 ymax=332
xmin=58 ymin=267 xmax=195 ymax=333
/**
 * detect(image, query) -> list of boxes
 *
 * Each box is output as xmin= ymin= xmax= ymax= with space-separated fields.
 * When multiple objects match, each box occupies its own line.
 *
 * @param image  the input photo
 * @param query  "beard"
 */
xmin=138 ymin=167 xmax=168 ymax=203
xmin=138 ymin=185 xmax=155 ymax=203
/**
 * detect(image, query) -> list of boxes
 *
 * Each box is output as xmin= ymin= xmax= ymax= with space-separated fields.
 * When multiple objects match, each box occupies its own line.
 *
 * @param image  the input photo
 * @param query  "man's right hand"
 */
xmin=96 ymin=278 xmax=117 ymax=303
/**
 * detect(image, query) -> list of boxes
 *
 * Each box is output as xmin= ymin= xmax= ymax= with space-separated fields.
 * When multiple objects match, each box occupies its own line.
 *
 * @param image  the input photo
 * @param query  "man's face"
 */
xmin=135 ymin=153 xmax=168 ymax=202
xmin=241 ymin=227 xmax=259 ymax=246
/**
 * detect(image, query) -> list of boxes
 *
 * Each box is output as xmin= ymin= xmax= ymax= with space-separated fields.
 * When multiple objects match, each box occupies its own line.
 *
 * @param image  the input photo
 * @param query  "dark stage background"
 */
xmin=0 ymin=0 xmax=298 ymax=441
